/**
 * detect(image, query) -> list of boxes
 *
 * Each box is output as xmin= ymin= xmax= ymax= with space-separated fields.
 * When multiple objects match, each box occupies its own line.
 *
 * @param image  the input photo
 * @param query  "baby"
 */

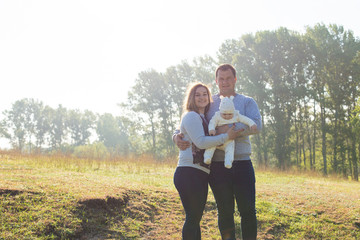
xmin=204 ymin=96 xmax=257 ymax=168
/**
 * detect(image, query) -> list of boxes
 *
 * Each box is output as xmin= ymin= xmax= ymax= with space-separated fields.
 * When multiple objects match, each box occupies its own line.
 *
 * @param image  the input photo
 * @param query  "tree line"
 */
xmin=1 ymin=23 xmax=360 ymax=180
xmin=0 ymin=99 xmax=135 ymax=158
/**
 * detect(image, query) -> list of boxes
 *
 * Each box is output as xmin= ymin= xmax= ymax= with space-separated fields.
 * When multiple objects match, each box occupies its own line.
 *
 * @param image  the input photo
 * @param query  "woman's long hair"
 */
xmin=182 ymin=82 xmax=212 ymax=115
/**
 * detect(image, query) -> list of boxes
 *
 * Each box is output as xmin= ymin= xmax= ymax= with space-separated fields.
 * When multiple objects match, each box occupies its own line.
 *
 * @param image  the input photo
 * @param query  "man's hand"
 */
xmin=174 ymin=133 xmax=191 ymax=150
xmin=216 ymin=124 xmax=244 ymax=137
xmin=250 ymin=124 xmax=257 ymax=131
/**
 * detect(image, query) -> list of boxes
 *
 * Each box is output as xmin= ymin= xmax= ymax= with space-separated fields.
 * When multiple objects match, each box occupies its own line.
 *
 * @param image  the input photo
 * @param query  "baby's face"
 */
xmin=221 ymin=113 xmax=233 ymax=120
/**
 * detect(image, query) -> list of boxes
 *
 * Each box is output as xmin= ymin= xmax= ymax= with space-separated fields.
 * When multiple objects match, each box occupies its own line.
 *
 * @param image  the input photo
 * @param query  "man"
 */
xmin=174 ymin=64 xmax=262 ymax=240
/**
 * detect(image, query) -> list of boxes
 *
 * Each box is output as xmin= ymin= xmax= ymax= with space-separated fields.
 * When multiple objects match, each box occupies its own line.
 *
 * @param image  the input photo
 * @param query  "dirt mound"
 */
xmin=73 ymin=189 xmax=182 ymax=240
xmin=79 ymin=195 xmax=129 ymax=213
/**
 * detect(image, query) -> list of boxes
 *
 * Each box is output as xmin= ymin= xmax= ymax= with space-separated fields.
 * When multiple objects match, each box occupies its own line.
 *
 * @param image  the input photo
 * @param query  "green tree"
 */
xmin=96 ymin=113 xmax=129 ymax=156
xmin=230 ymin=34 xmax=271 ymax=167
xmin=350 ymin=98 xmax=360 ymax=181
xmin=165 ymin=61 xmax=194 ymax=119
xmin=249 ymin=28 xmax=304 ymax=169
xmin=305 ymin=24 xmax=360 ymax=176
xmin=128 ymin=69 xmax=172 ymax=157
xmin=3 ymin=99 xmax=27 ymax=151
xmin=348 ymin=49 xmax=360 ymax=181
xmin=67 ymin=109 xmax=96 ymax=146
xmin=23 ymin=99 xmax=46 ymax=152
xmin=305 ymin=24 xmax=331 ymax=175
xmin=0 ymin=118 xmax=10 ymax=140
xmin=192 ymin=55 xmax=218 ymax=89
xmin=35 ymin=105 xmax=52 ymax=149
xmin=48 ymin=105 xmax=68 ymax=149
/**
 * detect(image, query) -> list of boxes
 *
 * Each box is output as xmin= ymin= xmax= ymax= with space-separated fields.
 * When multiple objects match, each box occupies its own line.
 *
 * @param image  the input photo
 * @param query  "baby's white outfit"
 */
xmin=204 ymin=96 xmax=256 ymax=168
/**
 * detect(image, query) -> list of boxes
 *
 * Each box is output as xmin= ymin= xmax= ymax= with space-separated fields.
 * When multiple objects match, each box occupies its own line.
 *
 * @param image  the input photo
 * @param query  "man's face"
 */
xmin=216 ymin=69 xmax=237 ymax=96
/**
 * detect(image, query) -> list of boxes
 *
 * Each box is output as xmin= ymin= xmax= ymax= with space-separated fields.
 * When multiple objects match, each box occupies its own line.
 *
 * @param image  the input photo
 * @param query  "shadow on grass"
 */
xmin=73 ymin=194 xmax=131 ymax=240
xmin=204 ymin=199 xmax=217 ymax=212
xmin=0 ymin=188 xmax=40 ymax=196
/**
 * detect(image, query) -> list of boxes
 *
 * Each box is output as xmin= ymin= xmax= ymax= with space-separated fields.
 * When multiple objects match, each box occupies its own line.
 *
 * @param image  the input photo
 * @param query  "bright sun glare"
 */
xmin=0 ymin=0 xmax=359 ymax=118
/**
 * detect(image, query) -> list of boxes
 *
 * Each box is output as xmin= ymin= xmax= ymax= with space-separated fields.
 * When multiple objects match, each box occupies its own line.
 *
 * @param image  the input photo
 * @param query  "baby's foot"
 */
xmin=225 ymin=163 xmax=232 ymax=169
xmin=204 ymin=158 xmax=211 ymax=165
xmin=225 ymin=159 xmax=232 ymax=169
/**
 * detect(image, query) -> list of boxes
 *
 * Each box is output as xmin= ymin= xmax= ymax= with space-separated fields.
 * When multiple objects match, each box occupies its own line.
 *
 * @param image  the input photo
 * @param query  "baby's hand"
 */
xmin=209 ymin=130 xmax=216 ymax=136
xmin=250 ymin=124 xmax=257 ymax=131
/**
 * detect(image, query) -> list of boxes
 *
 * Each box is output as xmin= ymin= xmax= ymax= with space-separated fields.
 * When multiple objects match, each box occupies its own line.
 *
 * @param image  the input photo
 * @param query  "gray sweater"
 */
xmin=177 ymin=111 xmax=229 ymax=173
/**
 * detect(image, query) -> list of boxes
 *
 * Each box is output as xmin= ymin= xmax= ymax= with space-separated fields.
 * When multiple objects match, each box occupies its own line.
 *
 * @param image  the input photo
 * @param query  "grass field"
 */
xmin=1 ymin=152 xmax=360 ymax=239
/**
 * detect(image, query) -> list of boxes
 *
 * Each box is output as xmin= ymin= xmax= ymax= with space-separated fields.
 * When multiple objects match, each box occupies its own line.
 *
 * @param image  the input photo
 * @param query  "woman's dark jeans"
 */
xmin=209 ymin=160 xmax=257 ymax=240
xmin=174 ymin=167 xmax=209 ymax=240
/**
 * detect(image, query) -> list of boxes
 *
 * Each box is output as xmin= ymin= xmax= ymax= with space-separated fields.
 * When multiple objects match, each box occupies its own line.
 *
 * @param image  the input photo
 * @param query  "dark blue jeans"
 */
xmin=209 ymin=160 xmax=257 ymax=240
xmin=174 ymin=167 xmax=209 ymax=240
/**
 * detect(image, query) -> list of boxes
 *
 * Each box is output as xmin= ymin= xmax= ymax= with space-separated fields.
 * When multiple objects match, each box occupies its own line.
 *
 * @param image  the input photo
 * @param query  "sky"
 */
xmin=0 ymin=0 xmax=359 ymax=119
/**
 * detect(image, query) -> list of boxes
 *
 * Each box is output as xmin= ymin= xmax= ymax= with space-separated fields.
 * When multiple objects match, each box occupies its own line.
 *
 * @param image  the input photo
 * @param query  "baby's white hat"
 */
xmin=219 ymin=96 xmax=235 ymax=113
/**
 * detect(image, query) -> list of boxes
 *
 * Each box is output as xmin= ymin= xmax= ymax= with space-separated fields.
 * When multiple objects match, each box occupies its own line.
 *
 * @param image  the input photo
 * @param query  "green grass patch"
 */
xmin=1 ymin=189 xmax=81 ymax=239
xmin=1 ymin=153 xmax=360 ymax=239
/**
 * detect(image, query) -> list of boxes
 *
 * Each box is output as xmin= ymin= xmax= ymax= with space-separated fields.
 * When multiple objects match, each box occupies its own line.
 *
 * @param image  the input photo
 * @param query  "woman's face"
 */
xmin=194 ymin=86 xmax=209 ymax=112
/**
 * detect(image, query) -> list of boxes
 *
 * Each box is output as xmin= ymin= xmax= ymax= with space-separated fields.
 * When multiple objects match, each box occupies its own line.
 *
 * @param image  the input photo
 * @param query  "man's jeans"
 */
xmin=209 ymin=160 xmax=257 ymax=240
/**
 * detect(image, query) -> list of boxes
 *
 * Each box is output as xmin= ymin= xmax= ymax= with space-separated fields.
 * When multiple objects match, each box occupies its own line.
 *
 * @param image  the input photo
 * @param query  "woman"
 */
xmin=173 ymin=82 xmax=238 ymax=240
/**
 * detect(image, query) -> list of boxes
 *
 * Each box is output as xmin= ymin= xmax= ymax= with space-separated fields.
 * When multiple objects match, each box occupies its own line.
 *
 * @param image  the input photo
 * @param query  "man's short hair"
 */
xmin=216 ymin=64 xmax=236 ymax=78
